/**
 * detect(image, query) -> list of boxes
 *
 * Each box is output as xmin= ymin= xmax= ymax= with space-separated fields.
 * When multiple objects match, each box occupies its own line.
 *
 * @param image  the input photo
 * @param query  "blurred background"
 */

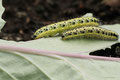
xmin=0 ymin=0 xmax=120 ymax=41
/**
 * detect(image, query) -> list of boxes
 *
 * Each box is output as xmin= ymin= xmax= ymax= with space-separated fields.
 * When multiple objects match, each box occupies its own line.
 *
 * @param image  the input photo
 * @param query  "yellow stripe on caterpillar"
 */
xmin=62 ymin=26 xmax=119 ymax=41
xmin=33 ymin=17 xmax=99 ymax=39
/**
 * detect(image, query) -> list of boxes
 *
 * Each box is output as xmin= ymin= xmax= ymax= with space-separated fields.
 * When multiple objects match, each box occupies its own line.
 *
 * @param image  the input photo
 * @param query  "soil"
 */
xmin=0 ymin=0 xmax=120 ymax=57
xmin=90 ymin=43 xmax=120 ymax=57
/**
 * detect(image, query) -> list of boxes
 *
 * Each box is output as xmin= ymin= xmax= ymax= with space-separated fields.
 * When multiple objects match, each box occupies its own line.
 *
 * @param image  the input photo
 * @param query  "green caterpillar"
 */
xmin=33 ymin=17 xmax=99 ymax=39
xmin=61 ymin=26 xmax=119 ymax=41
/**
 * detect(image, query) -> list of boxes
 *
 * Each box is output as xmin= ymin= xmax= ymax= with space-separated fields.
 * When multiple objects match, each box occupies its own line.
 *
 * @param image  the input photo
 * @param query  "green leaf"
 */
xmin=0 ymin=7 xmax=120 ymax=80
xmin=0 ymin=24 xmax=120 ymax=80
xmin=0 ymin=0 xmax=5 ymax=32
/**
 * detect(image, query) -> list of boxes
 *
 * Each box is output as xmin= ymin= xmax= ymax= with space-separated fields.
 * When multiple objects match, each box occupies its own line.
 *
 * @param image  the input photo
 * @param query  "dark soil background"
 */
xmin=1 ymin=0 xmax=120 ymax=41
xmin=0 ymin=0 xmax=120 ymax=57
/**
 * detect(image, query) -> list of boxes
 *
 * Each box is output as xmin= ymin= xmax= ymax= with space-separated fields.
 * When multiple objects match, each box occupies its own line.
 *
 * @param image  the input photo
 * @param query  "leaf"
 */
xmin=0 ymin=8 xmax=120 ymax=80
xmin=0 ymin=24 xmax=120 ymax=80
xmin=0 ymin=0 xmax=5 ymax=32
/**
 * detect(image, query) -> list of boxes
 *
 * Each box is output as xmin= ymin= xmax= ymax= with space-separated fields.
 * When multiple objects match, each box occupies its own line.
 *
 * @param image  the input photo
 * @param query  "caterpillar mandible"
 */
xmin=33 ymin=17 xmax=99 ymax=39
xmin=62 ymin=26 xmax=119 ymax=41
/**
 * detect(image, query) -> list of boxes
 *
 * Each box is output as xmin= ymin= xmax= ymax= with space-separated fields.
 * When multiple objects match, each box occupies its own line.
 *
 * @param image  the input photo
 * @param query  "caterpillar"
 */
xmin=33 ymin=17 xmax=99 ymax=39
xmin=61 ymin=26 xmax=119 ymax=41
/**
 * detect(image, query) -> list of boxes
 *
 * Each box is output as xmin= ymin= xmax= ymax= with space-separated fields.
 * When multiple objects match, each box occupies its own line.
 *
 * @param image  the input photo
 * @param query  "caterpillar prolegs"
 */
xmin=33 ymin=17 xmax=99 ymax=39
xmin=62 ymin=26 xmax=119 ymax=41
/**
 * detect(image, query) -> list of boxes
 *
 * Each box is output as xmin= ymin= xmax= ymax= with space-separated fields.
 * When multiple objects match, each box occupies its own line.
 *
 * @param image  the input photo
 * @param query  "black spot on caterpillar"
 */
xmin=62 ymin=26 xmax=119 ymax=41
xmin=33 ymin=17 xmax=99 ymax=39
